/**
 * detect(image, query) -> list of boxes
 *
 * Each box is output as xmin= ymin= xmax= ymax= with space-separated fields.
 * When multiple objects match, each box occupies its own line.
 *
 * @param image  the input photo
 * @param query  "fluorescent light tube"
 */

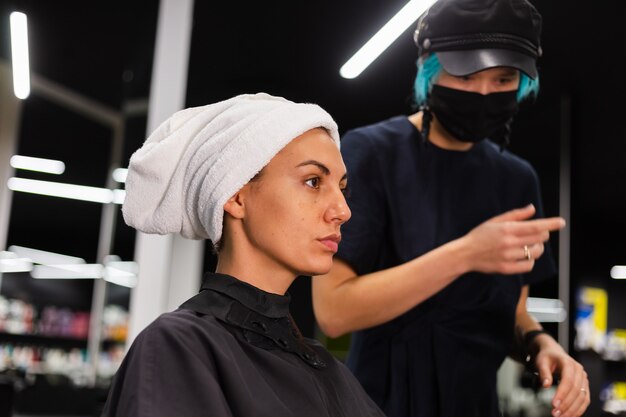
xmin=8 ymin=245 xmax=85 ymax=265
xmin=610 ymin=265 xmax=626 ymax=279
xmin=32 ymin=264 xmax=104 ymax=279
xmin=33 ymin=264 xmax=138 ymax=286
xmin=103 ymin=260 xmax=138 ymax=287
xmin=0 ymin=252 xmax=33 ymax=273
xmin=105 ymin=260 xmax=138 ymax=274
xmin=339 ymin=0 xmax=436 ymax=79
xmin=10 ymin=12 xmax=30 ymax=99
xmin=104 ymin=265 xmax=138 ymax=288
xmin=10 ymin=155 xmax=65 ymax=175
xmin=103 ymin=272 xmax=137 ymax=288
xmin=112 ymin=168 xmax=128 ymax=183
xmin=0 ymin=258 xmax=33 ymax=273
xmin=7 ymin=177 xmax=117 ymax=204
xmin=112 ymin=189 xmax=126 ymax=205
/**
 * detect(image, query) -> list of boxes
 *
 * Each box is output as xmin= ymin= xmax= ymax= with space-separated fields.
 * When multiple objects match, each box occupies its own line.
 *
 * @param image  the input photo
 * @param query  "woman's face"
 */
xmin=436 ymin=66 xmax=520 ymax=95
xmin=238 ymin=128 xmax=350 ymax=277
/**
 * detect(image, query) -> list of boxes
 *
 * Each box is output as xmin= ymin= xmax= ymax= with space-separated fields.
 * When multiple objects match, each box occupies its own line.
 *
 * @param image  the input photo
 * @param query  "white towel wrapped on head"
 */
xmin=122 ymin=92 xmax=340 ymax=244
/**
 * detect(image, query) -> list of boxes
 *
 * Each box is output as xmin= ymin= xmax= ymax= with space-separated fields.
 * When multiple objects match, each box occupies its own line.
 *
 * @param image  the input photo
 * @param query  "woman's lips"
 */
xmin=319 ymin=235 xmax=340 ymax=253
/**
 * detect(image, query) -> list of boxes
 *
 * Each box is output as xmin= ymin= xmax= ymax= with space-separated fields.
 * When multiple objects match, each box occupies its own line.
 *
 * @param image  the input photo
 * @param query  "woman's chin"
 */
xmin=296 ymin=258 xmax=333 ymax=277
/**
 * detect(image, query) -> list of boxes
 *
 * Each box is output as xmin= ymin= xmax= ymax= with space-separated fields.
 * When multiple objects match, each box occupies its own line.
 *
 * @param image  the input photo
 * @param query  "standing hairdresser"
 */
xmin=313 ymin=1 xmax=590 ymax=416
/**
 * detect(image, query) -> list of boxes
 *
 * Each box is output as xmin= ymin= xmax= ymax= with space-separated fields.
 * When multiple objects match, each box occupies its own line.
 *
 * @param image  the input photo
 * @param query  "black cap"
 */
xmin=413 ymin=0 xmax=542 ymax=79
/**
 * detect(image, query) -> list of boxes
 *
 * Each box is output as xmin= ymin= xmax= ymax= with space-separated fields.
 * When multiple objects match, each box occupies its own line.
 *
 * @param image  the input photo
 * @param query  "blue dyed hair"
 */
xmin=413 ymin=53 xmax=540 ymax=106
xmin=517 ymin=72 xmax=540 ymax=101
xmin=414 ymin=54 xmax=443 ymax=106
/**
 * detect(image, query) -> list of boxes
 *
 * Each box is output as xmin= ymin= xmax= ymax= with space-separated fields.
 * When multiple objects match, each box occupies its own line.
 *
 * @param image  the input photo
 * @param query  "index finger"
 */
xmin=552 ymin=361 xmax=576 ymax=409
xmin=511 ymin=217 xmax=566 ymax=236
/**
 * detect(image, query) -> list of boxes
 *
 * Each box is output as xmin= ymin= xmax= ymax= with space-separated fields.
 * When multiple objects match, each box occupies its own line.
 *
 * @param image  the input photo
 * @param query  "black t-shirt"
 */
xmin=102 ymin=273 xmax=385 ymax=417
xmin=337 ymin=116 xmax=556 ymax=417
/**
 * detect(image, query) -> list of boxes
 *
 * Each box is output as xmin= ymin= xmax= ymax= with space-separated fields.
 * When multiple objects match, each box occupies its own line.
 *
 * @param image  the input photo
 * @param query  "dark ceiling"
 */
xmin=0 ymin=0 xmax=625 ymax=287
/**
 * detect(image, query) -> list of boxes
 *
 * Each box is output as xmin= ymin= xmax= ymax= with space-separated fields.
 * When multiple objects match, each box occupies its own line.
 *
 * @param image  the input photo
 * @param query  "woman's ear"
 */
xmin=223 ymin=187 xmax=246 ymax=219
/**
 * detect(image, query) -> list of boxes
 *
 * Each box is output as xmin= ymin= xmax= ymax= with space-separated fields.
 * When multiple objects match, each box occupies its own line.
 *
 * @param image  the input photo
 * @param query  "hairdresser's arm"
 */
xmin=514 ymin=286 xmax=590 ymax=417
xmin=312 ymin=204 xmax=565 ymax=338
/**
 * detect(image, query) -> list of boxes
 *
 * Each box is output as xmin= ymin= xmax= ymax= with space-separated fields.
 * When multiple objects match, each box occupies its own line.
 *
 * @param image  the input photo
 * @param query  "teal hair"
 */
xmin=517 ymin=72 xmax=540 ymax=101
xmin=413 ymin=53 xmax=540 ymax=106
xmin=414 ymin=54 xmax=443 ymax=106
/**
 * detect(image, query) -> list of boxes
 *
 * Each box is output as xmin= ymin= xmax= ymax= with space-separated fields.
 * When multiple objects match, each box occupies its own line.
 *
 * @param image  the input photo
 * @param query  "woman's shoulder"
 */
xmin=133 ymin=308 xmax=231 ymax=353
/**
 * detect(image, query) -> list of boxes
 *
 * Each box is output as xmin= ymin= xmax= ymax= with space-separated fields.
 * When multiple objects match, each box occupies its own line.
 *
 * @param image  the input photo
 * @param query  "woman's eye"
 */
xmin=341 ymin=186 xmax=350 ymax=198
xmin=305 ymin=177 xmax=320 ymax=189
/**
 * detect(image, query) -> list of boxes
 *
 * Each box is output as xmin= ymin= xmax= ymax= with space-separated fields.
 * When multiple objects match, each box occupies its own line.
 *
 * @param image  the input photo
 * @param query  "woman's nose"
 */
xmin=325 ymin=190 xmax=351 ymax=225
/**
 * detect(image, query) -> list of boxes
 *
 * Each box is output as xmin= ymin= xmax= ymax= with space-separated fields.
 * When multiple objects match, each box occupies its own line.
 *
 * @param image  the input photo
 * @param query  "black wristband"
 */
xmin=520 ymin=329 xmax=549 ymax=365
xmin=524 ymin=329 xmax=549 ymax=350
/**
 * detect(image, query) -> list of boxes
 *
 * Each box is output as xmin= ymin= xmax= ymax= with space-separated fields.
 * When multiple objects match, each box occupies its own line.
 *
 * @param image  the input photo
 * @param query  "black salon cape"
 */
xmin=336 ymin=116 xmax=557 ymax=417
xmin=102 ymin=273 xmax=384 ymax=417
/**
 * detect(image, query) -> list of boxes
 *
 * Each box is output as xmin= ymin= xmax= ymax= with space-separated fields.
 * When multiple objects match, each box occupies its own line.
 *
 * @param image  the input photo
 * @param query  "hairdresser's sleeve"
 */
xmin=336 ymin=129 xmax=388 ymax=276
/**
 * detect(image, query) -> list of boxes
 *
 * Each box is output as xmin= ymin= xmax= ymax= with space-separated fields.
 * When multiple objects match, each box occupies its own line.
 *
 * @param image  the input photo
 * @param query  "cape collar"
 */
xmin=180 ymin=272 xmax=326 ymax=369
xmin=200 ymin=272 xmax=291 ymax=319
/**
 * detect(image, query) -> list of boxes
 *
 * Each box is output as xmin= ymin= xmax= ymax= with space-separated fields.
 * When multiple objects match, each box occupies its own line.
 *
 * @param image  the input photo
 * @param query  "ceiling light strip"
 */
xmin=610 ymin=265 xmax=626 ymax=279
xmin=7 ymin=177 xmax=123 ymax=204
xmin=112 ymin=168 xmax=128 ymax=183
xmin=339 ymin=0 xmax=436 ymax=79
xmin=8 ymin=245 xmax=85 ymax=265
xmin=10 ymin=155 xmax=65 ymax=175
xmin=10 ymin=12 xmax=30 ymax=99
xmin=0 ymin=252 xmax=33 ymax=273
xmin=31 ymin=264 xmax=104 ymax=279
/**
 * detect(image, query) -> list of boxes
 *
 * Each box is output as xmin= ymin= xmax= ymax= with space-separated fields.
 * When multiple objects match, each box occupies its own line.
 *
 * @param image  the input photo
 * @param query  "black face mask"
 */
xmin=427 ymin=85 xmax=519 ymax=144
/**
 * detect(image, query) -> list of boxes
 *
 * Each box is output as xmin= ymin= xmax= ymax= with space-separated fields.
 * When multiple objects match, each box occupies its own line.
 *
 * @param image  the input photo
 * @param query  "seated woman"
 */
xmin=101 ymin=93 xmax=385 ymax=416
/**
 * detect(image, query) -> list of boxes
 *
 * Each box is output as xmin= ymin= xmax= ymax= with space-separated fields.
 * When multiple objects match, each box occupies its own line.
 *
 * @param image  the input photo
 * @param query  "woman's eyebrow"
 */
xmin=296 ymin=160 xmax=330 ymax=175
xmin=296 ymin=160 xmax=348 ymax=181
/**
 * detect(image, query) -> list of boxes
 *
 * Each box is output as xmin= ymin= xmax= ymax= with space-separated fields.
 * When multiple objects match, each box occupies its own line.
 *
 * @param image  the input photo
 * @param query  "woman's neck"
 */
xmin=408 ymin=111 xmax=474 ymax=151
xmin=215 ymin=248 xmax=296 ymax=295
